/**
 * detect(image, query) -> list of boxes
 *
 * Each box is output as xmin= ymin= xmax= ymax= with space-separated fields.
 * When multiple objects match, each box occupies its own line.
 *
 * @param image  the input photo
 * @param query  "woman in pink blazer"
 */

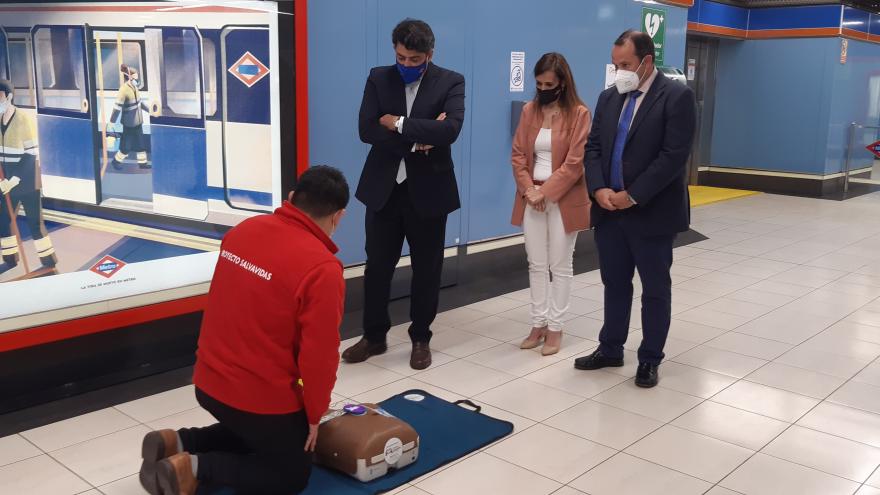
xmin=511 ymin=52 xmax=592 ymax=356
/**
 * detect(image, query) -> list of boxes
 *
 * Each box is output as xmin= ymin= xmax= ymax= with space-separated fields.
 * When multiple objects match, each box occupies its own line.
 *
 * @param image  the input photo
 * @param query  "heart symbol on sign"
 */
xmin=645 ymin=13 xmax=661 ymax=38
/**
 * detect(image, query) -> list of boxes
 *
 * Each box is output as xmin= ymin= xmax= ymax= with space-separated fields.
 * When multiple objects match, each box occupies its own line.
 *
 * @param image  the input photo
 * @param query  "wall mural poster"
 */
xmin=0 ymin=2 xmax=280 ymax=327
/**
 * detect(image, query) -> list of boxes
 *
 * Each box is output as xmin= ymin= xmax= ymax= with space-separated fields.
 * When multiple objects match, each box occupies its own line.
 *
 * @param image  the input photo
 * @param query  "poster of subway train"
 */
xmin=0 ymin=2 xmax=281 ymax=322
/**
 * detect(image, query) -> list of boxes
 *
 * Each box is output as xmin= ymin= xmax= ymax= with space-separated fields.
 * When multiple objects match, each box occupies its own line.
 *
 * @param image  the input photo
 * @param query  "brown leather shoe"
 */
xmin=156 ymin=453 xmax=198 ymax=495
xmin=342 ymin=338 xmax=388 ymax=363
xmin=139 ymin=429 xmax=180 ymax=495
xmin=410 ymin=342 xmax=432 ymax=370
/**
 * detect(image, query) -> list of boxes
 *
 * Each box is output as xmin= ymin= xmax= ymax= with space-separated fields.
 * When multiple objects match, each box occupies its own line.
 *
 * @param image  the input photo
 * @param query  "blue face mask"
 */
xmin=396 ymin=61 xmax=427 ymax=84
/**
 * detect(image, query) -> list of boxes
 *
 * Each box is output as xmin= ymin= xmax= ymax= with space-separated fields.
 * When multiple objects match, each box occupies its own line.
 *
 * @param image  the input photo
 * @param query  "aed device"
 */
xmin=315 ymin=403 xmax=419 ymax=482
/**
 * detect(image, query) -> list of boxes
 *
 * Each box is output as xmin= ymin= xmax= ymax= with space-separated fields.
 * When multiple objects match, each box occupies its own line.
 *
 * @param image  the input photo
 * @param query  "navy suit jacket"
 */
xmin=584 ymin=71 xmax=697 ymax=236
xmin=356 ymin=63 xmax=465 ymax=218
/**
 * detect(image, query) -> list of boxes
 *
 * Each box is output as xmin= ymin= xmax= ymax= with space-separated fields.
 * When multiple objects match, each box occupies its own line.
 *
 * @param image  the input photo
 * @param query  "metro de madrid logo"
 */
xmin=90 ymin=255 xmax=126 ymax=279
xmin=228 ymin=51 xmax=270 ymax=88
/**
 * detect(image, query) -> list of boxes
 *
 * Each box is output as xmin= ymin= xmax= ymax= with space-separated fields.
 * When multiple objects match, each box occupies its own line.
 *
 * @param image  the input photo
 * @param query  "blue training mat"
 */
xmin=205 ymin=389 xmax=513 ymax=495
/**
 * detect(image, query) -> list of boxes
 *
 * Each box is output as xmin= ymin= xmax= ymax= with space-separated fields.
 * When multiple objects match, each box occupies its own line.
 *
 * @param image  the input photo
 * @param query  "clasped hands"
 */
xmin=594 ymin=188 xmax=634 ymax=211
xmin=524 ymin=185 xmax=546 ymax=212
xmin=379 ymin=112 xmax=446 ymax=153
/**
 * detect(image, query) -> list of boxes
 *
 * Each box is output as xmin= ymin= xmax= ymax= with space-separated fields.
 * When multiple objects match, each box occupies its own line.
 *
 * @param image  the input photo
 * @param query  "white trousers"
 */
xmin=523 ymin=201 xmax=578 ymax=332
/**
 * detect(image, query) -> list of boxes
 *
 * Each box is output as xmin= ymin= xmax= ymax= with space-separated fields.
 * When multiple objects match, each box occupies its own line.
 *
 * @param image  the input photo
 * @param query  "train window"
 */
xmin=8 ymin=39 xmax=35 ymax=108
xmin=98 ymin=41 xmax=147 ymax=92
xmin=34 ymin=27 xmax=87 ymax=113
xmin=160 ymin=28 xmax=202 ymax=119
xmin=202 ymin=38 xmax=217 ymax=117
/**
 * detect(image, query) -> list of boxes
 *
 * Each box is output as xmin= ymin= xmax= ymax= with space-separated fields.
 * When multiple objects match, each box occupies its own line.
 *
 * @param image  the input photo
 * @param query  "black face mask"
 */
xmin=537 ymin=87 xmax=561 ymax=105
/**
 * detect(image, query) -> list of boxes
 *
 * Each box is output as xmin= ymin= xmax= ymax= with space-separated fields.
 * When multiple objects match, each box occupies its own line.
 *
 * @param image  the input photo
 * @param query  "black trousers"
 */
xmin=595 ymin=215 xmax=675 ymax=365
xmin=0 ymin=189 xmax=55 ymax=266
xmin=363 ymin=181 xmax=447 ymax=344
xmin=177 ymin=388 xmax=311 ymax=495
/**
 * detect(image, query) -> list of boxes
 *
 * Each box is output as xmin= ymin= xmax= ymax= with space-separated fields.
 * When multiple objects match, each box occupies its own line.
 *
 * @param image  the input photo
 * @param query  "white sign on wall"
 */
xmin=605 ymin=64 xmax=617 ymax=89
xmin=510 ymin=51 xmax=525 ymax=92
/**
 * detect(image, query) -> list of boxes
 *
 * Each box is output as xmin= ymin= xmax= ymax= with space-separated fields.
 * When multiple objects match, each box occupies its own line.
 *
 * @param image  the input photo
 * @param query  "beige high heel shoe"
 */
xmin=542 ymin=331 xmax=562 ymax=356
xmin=520 ymin=327 xmax=548 ymax=349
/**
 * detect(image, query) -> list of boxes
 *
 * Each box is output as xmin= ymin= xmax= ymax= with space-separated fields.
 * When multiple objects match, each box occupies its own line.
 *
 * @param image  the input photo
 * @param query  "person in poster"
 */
xmin=109 ymin=64 xmax=151 ymax=170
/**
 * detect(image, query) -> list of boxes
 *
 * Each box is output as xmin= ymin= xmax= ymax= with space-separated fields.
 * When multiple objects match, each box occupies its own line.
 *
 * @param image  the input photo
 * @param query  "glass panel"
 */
xmin=98 ymin=40 xmax=146 ymax=92
xmin=202 ymin=38 xmax=217 ymax=117
xmin=8 ymin=40 xmax=35 ymax=108
xmin=161 ymin=28 xmax=201 ymax=119
xmin=0 ymin=31 xmax=7 ymax=80
xmin=34 ymin=27 xmax=87 ymax=113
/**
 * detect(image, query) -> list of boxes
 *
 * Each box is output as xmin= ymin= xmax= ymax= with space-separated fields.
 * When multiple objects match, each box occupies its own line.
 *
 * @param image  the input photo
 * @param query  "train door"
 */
xmin=144 ymin=26 xmax=208 ymax=220
xmin=32 ymin=25 xmax=98 ymax=204
xmin=90 ymin=29 xmax=154 ymax=210
xmin=0 ymin=27 xmax=8 ymax=80
xmin=219 ymin=26 xmax=273 ymax=213
xmin=5 ymin=29 xmax=38 ymax=124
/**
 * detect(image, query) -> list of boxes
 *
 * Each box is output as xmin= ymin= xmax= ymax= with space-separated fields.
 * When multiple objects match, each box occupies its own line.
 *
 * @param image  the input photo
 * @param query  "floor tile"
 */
xmin=427 ymin=329 xmax=502 ymax=358
xmin=857 ymin=486 xmax=880 ymax=495
xmin=735 ymin=309 xmax=838 ymax=345
xmin=854 ymin=361 xmax=880 ymax=387
xmin=0 ymin=435 xmax=41 ymax=468
xmin=726 ymin=288 xmax=796 ymax=308
xmin=700 ymin=298 xmax=776 ymax=319
xmin=458 ymin=315 xmax=533 ymax=343
xmin=562 ymin=316 xmax=604 ymax=341
xmin=465 ymin=296 xmax=527 ymax=315
xmin=368 ymin=343 xmax=457 ymax=377
xmin=592 ymin=381 xmax=703 ymax=422
xmin=798 ymin=402 xmax=880 ymax=448
xmin=0 ymin=455 xmax=91 ymax=495
xmin=350 ymin=377 xmax=460 ymax=405
xmin=656 ymin=361 xmax=738 ymax=399
xmin=625 ymin=425 xmax=753 ymax=483
xmin=745 ymin=362 xmax=846 ymax=399
xmin=673 ymin=346 xmax=767 ymax=378
xmin=625 ymin=336 xmax=697 ymax=359
xmin=51 ymin=425 xmax=150 ymax=486
xmin=775 ymin=346 xmax=872 ymax=379
xmin=544 ymin=399 xmax=663 ymax=450
xmin=826 ymin=320 xmax=880 ymax=345
xmin=569 ymin=453 xmax=712 ymax=495
xmin=672 ymin=400 xmax=788 ymax=451
xmin=566 ymin=296 xmax=605 ymax=316
xmin=705 ymin=487 xmax=745 ymax=495
xmin=21 ymin=408 xmax=138 ymax=453
xmin=667 ymin=319 xmax=728 ymax=344
xmin=146 ymin=407 xmax=217 ymax=431
xmin=549 ymin=487 xmax=587 ymax=495
xmin=467 ymin=400 xmax=536 ymax=435
xmin=705 ymin=332 xmax=793 ymax=360
xmin=801 ymin=333 xmax=880 ymax=362
xmin=767 ymin=266 xmax=846 ymax=289
xmin=523 ymin=360 xmax=627 ymax=398
xmin=415 ymin=359 xmax=515 ymax=398
xmin=675 ymin=307 xmax=754 ymax=331
xmin=711 ymin=381 xmax=819 ymax=422
xmin=720 ymin=453 xmax=860 ymax=495
xmin=828 ymin=381 xmax=880 ymax=415
xmin=98 ymin=474 xmax=147 ymax=495
xmin=464 ymin=343 xmax=561 ymax=377
xmin=673 ymin=287 xmax=722 ymax=307
xmin=763 ymin=425 xmax=880 ymax=482
xmin=415 ymin=452 xmax=561 ymax=495
xmin=474 ymin=379 xmax=584 ymax=422
xmin=487 ymin=424 xmax=615 ymax=483
xmin=868 ymin=466 xmax=880 ymax=488
xmin=434 ymin=306 xmax=493 ymax=328
xmin=114 ymin=386 xmax=198 ymax=424
xmin=332 ymin=362 xmax=406 ymax=397
xmin=747 ymin=280 xmax=816 ymax=297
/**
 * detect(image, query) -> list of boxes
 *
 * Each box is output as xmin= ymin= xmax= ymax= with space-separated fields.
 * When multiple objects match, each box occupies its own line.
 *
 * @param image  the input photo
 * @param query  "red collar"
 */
xmin=274 ymin=202 xmax=339 ymax=254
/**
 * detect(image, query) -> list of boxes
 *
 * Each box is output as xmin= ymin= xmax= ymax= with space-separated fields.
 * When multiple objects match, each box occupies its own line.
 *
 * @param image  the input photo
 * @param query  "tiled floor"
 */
xmin=6 ymin=192 xmax=880 ymax=494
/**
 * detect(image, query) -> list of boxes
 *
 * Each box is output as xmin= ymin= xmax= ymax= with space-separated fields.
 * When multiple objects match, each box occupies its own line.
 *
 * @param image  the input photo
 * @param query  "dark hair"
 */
xmin=0 ymin=79 xmax=12 ymax=97
xmin=291 ymin=165 xmax=349 ymax=218
xmin=120 ymin=63 xmax=135 ymax=81
xmin=614 ymin=29 xmax=655 ymax=62
xmin=532 ymin=53 xmax=585 ymax=122
xmin=392 ymin=19 xmax=435 ymax=54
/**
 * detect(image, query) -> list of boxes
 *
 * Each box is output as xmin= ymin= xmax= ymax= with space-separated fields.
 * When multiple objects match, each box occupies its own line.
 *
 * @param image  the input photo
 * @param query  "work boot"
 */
xmin=156 ymin=453 xmax=198 ymax=495
xmin=139 ymin=429 xmax=180 ymax=495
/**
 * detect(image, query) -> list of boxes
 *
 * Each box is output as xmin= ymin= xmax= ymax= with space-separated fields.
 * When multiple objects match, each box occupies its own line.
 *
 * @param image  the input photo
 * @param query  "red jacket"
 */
xmin=194 ymin=202 xmax=344 ymax=424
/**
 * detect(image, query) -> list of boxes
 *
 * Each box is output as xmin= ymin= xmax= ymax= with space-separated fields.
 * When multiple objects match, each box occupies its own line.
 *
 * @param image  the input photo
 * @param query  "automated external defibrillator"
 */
xmin=315 ymin=402 xmax=420 ymax=482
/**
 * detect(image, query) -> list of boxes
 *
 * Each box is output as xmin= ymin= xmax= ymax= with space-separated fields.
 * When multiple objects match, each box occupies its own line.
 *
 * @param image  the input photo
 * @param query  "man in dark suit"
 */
xmin=343 ymin=19 xmax=465 ymax=370
xmin=574 ymin=30 xmax=696 ymax=388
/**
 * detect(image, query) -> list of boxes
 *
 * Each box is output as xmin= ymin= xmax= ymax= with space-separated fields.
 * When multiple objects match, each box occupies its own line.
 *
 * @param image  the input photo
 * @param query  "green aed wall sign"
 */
xmin=642 ymin=7 xmax=666 ymax=66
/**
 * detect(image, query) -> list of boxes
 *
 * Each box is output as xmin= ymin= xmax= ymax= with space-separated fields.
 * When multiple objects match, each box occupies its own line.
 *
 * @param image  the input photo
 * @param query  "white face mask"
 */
xmin=614 ymin=58 xmax=645 ymax=95
xmin=0 ymin=99 xmax=9 ymax=115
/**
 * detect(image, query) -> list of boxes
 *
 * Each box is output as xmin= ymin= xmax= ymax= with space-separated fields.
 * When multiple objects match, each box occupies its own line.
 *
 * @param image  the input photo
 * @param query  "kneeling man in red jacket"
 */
xmin=138 ymin=165 xmax=349 ymax=495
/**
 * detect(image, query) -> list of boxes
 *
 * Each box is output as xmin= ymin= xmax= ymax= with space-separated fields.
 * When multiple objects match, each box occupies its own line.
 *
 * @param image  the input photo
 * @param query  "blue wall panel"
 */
xmin=843 ymin=7 xmax=871 ymax=35
xmin=827 ymin=39 xmax=880 ymax=174
xmin=748 ymin=6 xmax=841 ymax=31
xmin=872 ymin=13 xmax=880 ymax=37
xmin=692 ymin=0 xmax=749 ymax=31
xmin=711 ymin=38 xmax=835 ymax=175
xmin=309 ymin=0 xmax=690 ymax=265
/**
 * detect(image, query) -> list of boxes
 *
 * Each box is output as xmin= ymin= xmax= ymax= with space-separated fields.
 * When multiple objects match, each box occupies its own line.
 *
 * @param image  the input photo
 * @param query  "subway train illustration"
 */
xmin=0 ymin=2 xmax=280 ymax=229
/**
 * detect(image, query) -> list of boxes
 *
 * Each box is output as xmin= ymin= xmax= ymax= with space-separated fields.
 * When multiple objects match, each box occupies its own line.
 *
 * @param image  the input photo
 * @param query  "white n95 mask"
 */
xmin=614 ymin=58 xmax=646 ymax=94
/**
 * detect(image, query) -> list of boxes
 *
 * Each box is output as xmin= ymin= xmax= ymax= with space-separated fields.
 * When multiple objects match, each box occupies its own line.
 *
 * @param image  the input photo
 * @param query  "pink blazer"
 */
xmin=511 ymin=102 xmax=592 ymax=233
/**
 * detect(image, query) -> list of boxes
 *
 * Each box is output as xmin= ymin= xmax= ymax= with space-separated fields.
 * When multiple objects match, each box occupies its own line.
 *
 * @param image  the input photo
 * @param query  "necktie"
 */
xmin=610 ymin=90 xmax=642 ymax=191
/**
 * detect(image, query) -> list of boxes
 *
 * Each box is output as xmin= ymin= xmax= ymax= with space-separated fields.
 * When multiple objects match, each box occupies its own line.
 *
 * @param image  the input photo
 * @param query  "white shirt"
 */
xmin=395 ymin=78 xmax=422 ymax=184
xmin=533 ymin=128 xmax=552 ymax=181
xmin=620 ymin=67 xmax=659 ymax=127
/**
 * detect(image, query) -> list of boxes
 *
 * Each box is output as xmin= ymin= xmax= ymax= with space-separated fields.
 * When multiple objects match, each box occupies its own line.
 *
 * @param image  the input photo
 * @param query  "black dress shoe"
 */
xmin=341 ymin=338 xmax=387 ymax=363
xmin=410 ymin=342 xmax=432 ymax=370
xmin=635 ymin=363 xmax=659 ymax=388
xmin=574 ymin=350 xmax=624 ymax=370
